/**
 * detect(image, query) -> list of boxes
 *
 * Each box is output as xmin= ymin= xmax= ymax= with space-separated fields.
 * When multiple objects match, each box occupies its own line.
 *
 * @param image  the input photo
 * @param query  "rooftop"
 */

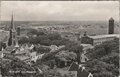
xmin=88 ymin=34 xmax=119 ymax=39
xmin=81 ymin=44 xmax=94 ymax=51
xmin=16 ymin=55 xmax=30 ymax=61
xmin=109 ymin=17 xmax=114 ymax=21
xmin=68 ymin=62 xmax=92 ymax=77
xmin=5 ymin=46 xmax=15 ymax=52
xmin=68 ymin=62 xmax=79 ymax=71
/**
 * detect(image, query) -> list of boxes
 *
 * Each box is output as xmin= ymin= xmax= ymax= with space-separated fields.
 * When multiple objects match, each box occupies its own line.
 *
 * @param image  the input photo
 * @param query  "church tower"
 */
xmin=108 ymin=17 xmax=114 ymax=34
xmin=8 ymin=13 xmax=17 ymax=46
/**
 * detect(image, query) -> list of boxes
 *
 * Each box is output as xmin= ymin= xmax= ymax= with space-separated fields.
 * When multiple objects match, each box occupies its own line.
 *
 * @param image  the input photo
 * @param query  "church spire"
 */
xmin=10 ymin=13 xmax=14 ymax=29
xmin=11 ymin=13 xmax=16 ymax=32
xmin=8 ymin=13 xmax=16 ymax=46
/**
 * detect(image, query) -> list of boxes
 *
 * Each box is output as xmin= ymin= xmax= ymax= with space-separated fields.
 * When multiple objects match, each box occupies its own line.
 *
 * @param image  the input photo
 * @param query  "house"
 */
xmin=68 ymin=62 xmax=93 ymax=77
xmin=56 ymin=62 xmax=93 ymax=77
xmin=80 ymin=44 xmax=94 ymax=63
xmin=77 ymin=65 xmax=93 ymax=77
xmin=0 ymin=50 xmax=14 ymax=60
xmin=5 ymin=46 xmax=16 ymax=52
xmin=68 ymin=62 xmax=78 ymax=77
xmin=41 ymin=45 xmax=65 ymax=61
xmin=16 ymin=55 xmax=30 ymax=62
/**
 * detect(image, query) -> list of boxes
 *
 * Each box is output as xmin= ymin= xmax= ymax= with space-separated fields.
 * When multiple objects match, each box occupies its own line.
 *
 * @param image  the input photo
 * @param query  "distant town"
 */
xmin=0 ymin=14 xmax=119 ymax=77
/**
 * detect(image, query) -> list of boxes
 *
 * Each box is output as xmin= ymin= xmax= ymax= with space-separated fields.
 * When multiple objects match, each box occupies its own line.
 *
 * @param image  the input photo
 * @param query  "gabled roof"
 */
xmin=5 ymin=46 xmax=15 ymax=52
xmin=68 ymin=62 xmax=79 ymax=71
xmin=68 ymin=62 xmax=93 ymax=77
xmin=88 ymin=34 xmax=119 ymax=39
xmin=41 ymin=45 xmax=65 ymax=60
xmin=16 ymin=55 xmax=30 ymax=61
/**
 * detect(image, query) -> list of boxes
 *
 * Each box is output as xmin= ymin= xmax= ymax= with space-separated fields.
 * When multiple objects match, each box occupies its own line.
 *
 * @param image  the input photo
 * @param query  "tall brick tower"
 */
xmin=108 ymin=17 xmax=114 ymax=34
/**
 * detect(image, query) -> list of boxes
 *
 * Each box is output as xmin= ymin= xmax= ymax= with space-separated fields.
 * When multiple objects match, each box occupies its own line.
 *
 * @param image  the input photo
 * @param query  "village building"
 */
xmin=0 ymin=14 xmax=33 ymax=63
xmin=0 ymin=13 xmax=21 ymax=52
xmin=80 ymin=44 xmax=93 ymax=63
xmin=81 ymin=17 xmax=119 ymax=46
xmin=81 ymin=33 xmax=119 ymax=46
xmin=68 ymin=62 xmax=93 ymax=77
xmin=57 ymin=62 xmax=93 ymax=77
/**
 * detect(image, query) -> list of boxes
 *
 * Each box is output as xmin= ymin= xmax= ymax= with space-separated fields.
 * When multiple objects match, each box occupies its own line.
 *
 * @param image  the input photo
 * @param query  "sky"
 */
xmin=0 ymin=1 xmax=119 ymax=21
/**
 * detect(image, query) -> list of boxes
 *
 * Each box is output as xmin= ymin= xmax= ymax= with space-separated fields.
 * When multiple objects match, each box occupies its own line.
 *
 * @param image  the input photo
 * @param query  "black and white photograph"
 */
xmin=0 ymin=1 xmax=119 ymax=77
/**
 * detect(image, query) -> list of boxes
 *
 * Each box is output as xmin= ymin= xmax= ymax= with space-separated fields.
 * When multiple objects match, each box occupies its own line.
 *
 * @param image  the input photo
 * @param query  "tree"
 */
xmin=27 ymin=29 xmax=38 ymax=35
xmin=18 ymin=37 xmax=29 ymax=44
xmin=85 ymin=38 xmax=119 ymax=77
xmin=40 ymin=39 xmax=51 ymax=46
xmin=65 ymin=42 xmax=83 ymax=64
xmin=0 ymin=58 xmax=40 ymax=77
xmin=55 ymin=51 xmax=77 ymax=67
xmin=27 ymin=29 xmax=45 ymax=36
xmin=47 ymin=33 xmax=61 ymax=41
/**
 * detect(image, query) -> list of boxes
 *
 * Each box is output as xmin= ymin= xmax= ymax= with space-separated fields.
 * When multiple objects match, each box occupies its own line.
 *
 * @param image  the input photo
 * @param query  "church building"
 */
xmin=8 ymin=14 xmax=18 ymax=46
xmin=0 ymin=14 xmax=20 ymax=51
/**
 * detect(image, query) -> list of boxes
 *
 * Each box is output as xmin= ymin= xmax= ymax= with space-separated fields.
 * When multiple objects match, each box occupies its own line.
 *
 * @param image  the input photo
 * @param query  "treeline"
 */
xmin=18 ymin=28 xmax=83 ymax=55
xmin=85 ymin=38 xmax=119 ymax=77
xmin=18 ymin=29 xmax=70 ymax=46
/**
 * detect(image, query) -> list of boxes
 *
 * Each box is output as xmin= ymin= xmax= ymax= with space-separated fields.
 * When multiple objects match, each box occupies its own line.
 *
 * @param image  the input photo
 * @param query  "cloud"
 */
xmin=1 ymin=1 xmax=119 ymax=21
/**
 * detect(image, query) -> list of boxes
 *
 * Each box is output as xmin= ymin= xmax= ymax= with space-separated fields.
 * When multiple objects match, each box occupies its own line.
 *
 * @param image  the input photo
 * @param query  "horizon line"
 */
xmin=0 ymin=20 xmax=119 ymax=22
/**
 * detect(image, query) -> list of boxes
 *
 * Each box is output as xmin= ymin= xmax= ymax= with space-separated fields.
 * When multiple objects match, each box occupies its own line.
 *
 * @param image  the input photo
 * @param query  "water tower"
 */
xmin=108 ymin=17 xmax=114 ymax=34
